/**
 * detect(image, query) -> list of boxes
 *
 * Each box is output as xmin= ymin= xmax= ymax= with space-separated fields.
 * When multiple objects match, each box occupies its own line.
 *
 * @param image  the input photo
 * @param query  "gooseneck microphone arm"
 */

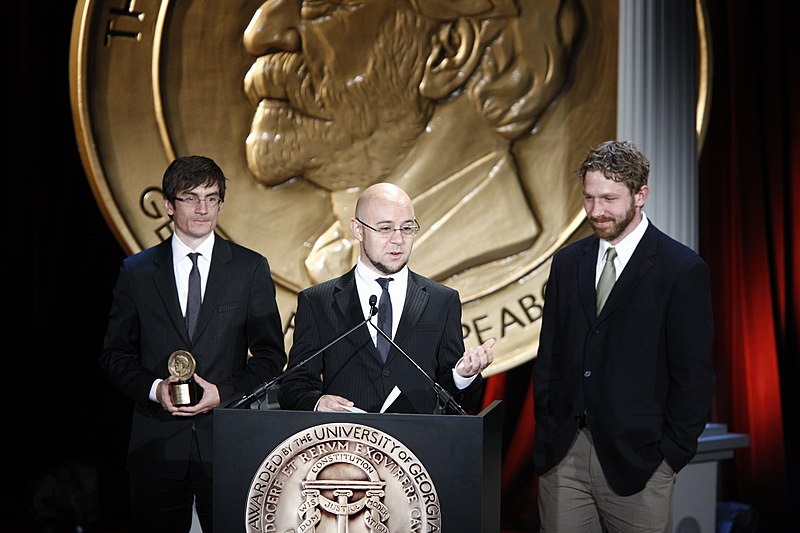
xmin=226 ymin=295 xmax=379 ymax=409
xmin=368 ymin=317 xmax=467 ymax=416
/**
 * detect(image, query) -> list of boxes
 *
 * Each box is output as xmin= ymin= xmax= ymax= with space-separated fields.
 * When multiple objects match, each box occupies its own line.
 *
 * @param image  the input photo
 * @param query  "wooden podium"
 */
xmin=213 ymin=400 xmax=502 ymax=532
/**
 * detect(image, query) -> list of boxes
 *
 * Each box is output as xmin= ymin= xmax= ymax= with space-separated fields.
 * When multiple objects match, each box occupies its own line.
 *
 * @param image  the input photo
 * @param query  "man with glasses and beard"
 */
xmin=278 ymin=183 xmax=494 ymax=414
xmin=533 ymin=141 xmax=715 ymax=532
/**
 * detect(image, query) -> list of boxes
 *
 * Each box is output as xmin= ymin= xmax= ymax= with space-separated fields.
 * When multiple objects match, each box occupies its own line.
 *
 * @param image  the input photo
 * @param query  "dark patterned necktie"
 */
xmin=186 ymin=252 xmax=201 ymax=340
xmin=376 ymin=277 xmax=394 ymax=361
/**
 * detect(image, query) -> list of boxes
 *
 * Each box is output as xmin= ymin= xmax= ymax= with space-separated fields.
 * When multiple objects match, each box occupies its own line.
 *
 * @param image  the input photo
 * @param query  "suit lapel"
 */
xmin=152 ymin=240 xmax=189 ymax=342
xmin=578 ymin=237 xmax=600 ymax=324
xmin=192 ymin=237 xmax=233 ymax=343
xmin=333 ymin=269 xmax=379 ymax=361
xmin=394 ymin=272 xmax=428 ymax=349
xmin=596 ymin=224 xmax=658 ymax=322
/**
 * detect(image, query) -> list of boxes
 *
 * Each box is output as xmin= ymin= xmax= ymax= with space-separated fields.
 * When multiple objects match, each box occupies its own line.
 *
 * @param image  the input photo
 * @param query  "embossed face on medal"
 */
xmin=168 ymin=350 xmax=196 ymax=381
xmin=242 ymin=0 xmax=591 ymax=286
xmin=70 ymin=0 xmax=619 ymax=375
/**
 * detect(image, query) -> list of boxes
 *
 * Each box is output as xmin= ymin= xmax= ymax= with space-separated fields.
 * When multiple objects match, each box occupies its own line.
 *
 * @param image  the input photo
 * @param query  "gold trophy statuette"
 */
xmin=168 ymin=350 xmax=199 ymax=406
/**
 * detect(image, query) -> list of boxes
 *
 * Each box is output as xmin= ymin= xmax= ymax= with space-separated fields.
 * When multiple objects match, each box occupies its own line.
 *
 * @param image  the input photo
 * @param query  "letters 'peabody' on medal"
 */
xmin=168 ymin=350 xmax=198 ymax=406
xmin=246 ymin=423 xmax=439 ymax=533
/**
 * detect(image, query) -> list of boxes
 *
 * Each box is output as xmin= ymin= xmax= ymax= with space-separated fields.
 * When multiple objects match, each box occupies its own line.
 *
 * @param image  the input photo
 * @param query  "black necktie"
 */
xmin=186 ymin=252 xmax=201 ymax=340
xmin=376 ymin=277 xmax=394 ymax=361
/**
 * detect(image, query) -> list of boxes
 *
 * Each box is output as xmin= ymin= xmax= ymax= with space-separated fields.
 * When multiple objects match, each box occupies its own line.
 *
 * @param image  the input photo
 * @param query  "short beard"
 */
xmin=365 ymin=250 xmax=407 ymax=275
xmin=590 ymin=197 xmax=636 ymax=242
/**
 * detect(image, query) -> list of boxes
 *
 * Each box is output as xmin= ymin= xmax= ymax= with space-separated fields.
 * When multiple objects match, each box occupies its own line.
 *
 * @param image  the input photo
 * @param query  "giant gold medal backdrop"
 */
xmin=70 ymin=0 xmax=620 ymax=376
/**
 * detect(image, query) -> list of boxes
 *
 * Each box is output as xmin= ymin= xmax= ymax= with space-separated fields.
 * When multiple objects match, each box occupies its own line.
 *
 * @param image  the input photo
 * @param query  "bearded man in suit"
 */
xmin=533 ymin=141 xmax=715 ymax=532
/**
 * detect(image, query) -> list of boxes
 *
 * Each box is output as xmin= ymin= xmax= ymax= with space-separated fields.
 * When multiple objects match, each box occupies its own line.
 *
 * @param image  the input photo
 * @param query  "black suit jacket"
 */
xmin=533 ymin=223 xmax=715 ymax=495
xmin=99 ymin=237 xmax=285 ymax=479
xmin=278 ymin=268 xmax=482 ymax=414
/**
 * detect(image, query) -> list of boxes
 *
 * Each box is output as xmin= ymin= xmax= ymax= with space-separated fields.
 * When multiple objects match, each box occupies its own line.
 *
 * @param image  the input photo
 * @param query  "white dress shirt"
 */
xmin=354 ymin=258 xmax=408 ymax=347
xmin=149 ymin=232 xmax=215 ymax=401
xmin=595 ymin=212 xmax=649 ymax=285
xmin=353 ymin=257 xmax=474 ymax=390
xmin=172 ymin=233 xmax=214 ymax=314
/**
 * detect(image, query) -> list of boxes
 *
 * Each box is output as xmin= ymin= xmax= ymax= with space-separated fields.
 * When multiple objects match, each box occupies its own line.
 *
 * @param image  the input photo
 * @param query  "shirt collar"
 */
xmin=355 ymin=257 xmax=409 ymax=287
xmin=172 ymin=232 xmax=216 ymax=263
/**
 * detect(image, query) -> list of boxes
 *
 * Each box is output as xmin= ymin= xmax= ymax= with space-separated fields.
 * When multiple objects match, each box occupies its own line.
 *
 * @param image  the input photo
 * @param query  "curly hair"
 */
xmin=576 ymin=140 xmax=650 ymax=194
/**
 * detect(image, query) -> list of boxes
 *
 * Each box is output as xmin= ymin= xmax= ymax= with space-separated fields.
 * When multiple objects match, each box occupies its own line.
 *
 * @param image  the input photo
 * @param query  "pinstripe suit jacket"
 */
xmin=278 ymin=267 xmax=482 ymax=414
xmin=99 ymin=236 xmax=285 ymax=479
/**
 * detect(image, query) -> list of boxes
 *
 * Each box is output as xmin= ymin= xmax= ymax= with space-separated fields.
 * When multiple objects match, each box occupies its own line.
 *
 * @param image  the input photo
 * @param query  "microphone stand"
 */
xmin=226 ymin=305 xmax=378 ymax=409
xmin=368 ymin=319 xmax=468 ymax=416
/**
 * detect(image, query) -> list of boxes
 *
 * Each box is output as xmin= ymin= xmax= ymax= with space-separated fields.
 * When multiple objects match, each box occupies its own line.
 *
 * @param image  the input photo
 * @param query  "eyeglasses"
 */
xmin=357 ymin=218 xmax=420 ymax=238
xmin=174 ymin=195 xmax=223 ymax=207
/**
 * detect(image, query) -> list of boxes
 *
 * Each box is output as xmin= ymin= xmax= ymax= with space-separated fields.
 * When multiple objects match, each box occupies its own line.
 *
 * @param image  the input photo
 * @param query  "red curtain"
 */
xmin=489 ymin=1 xmax=798 ymax=531
xmin=698 ymin=0 xmax=798 ymax=527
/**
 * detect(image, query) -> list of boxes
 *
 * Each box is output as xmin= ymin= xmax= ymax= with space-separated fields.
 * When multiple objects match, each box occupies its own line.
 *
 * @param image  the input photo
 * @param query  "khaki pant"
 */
xmin=538 ymin=428 xmax=676 ymax=533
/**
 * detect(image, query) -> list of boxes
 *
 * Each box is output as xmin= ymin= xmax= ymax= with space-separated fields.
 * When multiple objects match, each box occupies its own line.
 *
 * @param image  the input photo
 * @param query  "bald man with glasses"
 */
xmin=278 ymin=183 xmax=494 ymax=415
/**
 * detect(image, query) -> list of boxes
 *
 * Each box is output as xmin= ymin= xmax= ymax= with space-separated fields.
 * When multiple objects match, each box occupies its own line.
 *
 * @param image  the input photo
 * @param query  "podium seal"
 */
xmin=246 ymin=422 xmax=440 ymax=532
xmin=168 ymin=350 xmax=199 ymax=406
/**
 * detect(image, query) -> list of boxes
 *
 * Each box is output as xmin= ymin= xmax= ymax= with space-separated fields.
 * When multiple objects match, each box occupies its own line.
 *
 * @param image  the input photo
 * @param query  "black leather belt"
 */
xmin=575 ymin=413 xmax=589 ymax=429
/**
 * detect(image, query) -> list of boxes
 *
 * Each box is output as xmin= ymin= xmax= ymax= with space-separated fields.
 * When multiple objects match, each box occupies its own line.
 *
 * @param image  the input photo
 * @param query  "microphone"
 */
xmin=226 ymin=296 xmax=379 ymax=409
xmin=368 ymin=318 xmax=468 ymax=416
xmin=368 ymin=294 xmax=378 ymax=317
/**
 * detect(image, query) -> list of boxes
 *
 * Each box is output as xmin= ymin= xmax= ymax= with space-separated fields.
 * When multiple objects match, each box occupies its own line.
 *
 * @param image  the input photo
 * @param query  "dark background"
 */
xmin=7 ymin=1 xmax=797 ymax=532
xmin=9 ymin=3 xmax=129 ymax=530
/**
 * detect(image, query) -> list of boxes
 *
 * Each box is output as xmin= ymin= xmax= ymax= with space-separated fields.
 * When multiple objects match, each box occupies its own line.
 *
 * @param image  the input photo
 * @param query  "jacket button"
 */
xmin=592 ymin=329 xmax=599 ymax=335
xmin=382 ymin=369 xmax=390 ymax=377
xmin=584 ymin=370 xmax=592 ymax=378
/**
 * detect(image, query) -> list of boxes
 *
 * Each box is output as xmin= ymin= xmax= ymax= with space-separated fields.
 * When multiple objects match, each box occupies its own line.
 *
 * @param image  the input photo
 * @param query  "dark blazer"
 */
xmin=533 ymin=223 xmax=715 ymax=496
xmin=278 ymin=267 xmax=482 ymax=414
xmin=99 ymin=237 xmax=285 ymax=479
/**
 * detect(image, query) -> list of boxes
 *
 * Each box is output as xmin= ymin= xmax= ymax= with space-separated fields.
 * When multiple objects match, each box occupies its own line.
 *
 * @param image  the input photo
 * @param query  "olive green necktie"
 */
xmin=596 ymin=247 xmax=617 ymax=316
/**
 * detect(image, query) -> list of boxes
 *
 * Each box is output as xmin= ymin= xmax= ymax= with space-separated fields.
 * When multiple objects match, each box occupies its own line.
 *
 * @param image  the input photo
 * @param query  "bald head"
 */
xmin=352 ymin=183 xmax=417 ymax=275
xmin=355 ymin=183 xmax=415 ymax=220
